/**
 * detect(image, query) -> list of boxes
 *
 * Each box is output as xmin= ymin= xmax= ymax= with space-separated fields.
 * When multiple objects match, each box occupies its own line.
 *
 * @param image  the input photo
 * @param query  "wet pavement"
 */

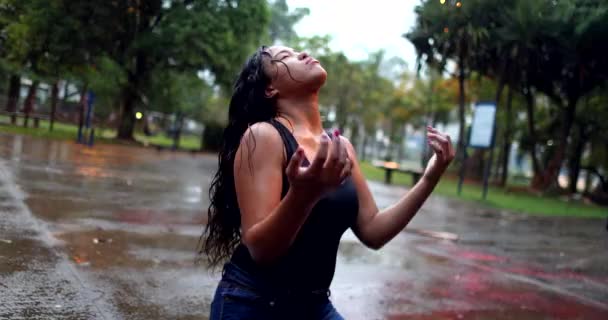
xmin=0 ymin=133 xmax=607 ymax=319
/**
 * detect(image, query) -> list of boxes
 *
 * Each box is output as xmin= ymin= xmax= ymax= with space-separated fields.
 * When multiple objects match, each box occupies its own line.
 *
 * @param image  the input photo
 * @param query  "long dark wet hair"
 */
xmin=198 ymin=46 xmax=294 ymax=268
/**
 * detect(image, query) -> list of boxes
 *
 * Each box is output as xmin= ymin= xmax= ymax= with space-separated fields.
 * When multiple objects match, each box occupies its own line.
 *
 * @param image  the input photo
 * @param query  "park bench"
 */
xmin=372 ymin=160 xmax=424 ymax=185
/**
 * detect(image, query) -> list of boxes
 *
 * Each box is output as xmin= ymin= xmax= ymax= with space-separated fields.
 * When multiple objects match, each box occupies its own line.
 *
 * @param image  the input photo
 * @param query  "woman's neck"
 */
xmin=276 ymin=94 xmax=324 ymax=136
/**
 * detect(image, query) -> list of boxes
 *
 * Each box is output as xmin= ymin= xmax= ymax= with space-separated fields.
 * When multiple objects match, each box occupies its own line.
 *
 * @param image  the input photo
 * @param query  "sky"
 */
xmin=287 ymin=0 xmax=421 ymax=69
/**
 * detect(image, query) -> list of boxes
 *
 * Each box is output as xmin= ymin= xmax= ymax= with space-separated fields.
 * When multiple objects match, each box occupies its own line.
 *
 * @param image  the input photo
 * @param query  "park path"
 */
xmin=1 ymin=133 xmax=607 ymax=319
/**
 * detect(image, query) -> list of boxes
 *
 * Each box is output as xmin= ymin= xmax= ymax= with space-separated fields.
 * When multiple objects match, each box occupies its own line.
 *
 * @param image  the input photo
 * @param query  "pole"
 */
xmin=482 ymin=148 xmax=493 ymax=200
xmin=77 ymin=104 xmax=84 ymax=143
xmin=88 ymin=128 xmax=95 ymax=147
xmin=78 ymin=90 xmax=95 ymax=146
xmin=457 ymin=126 xmax=470 ymax=196
xmin=482 ymin=113 xmax=498 ymax=200
xmin=457 ymin=146 xmax=468 ymax=196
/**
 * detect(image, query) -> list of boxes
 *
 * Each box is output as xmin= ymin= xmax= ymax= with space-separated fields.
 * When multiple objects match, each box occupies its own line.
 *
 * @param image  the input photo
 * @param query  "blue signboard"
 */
xmin=469 ymin=102 xmax=496 ymax=149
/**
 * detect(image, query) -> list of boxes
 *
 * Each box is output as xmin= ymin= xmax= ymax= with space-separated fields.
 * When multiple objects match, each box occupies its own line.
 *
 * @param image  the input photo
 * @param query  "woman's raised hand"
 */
xmin=424 ymin=125 xmax=455 ymax=181
xmin=285 ymin=131 xmax=352 ymax=202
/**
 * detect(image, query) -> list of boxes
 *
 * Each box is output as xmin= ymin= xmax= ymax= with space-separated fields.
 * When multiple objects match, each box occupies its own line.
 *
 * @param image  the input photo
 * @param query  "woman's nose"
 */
xmin=298 ymin=52 xmax=309 ymax=60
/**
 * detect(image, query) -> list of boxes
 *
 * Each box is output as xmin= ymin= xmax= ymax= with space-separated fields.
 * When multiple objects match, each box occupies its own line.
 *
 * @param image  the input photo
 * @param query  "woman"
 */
xmin=200 ymin=45 xmax=454 ymax=319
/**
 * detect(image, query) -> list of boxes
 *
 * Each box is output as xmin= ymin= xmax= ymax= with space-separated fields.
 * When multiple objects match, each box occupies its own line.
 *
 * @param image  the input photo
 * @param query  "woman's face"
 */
xmin=264 ymin=45 xmax=327 ymax=97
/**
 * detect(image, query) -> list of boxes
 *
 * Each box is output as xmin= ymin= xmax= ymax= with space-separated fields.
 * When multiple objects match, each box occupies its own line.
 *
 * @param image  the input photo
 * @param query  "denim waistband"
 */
xmin=221 ymin=262 xmax=331 ymax=299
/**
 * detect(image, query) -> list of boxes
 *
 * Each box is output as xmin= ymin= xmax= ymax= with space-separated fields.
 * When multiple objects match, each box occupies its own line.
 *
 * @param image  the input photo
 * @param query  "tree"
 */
xmin=51 ymin=1 xmax=270 ymax=140
xmin=568 ymin=90 xmax=608 ymax=193
xmin=0 ymin=0 xmax=27 ymax=123
xmin=531 ymin=0 xmax=608 ymax=190
xmin=316 ymin=51 xmax=361 ymax=132
xmin=408 ymin=0 xmax=608 ymax=195
xmin=407 ymin=0 xmax=490 ymax=163
xmin=0 ymin=0 xmax=104 ymax=129
xmin=268 ymin=0 xmax=310 ymax=44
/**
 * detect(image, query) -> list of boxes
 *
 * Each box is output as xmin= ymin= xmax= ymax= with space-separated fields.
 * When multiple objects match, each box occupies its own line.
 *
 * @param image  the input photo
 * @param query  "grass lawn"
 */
xmin=359 ymin=161 xmax=608 ymax=218
xmin=0 ymin=115 xmax=94 ymax=141
xmin=136 ymin=132 xmax=201 ymax=150
xmin=0 ymin=115 xmax=201 ymax=150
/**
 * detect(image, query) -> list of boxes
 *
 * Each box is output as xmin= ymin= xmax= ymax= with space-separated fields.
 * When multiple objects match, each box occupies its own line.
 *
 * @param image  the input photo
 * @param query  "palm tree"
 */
xmin=407 ymin=0 xmax=489 ymax=163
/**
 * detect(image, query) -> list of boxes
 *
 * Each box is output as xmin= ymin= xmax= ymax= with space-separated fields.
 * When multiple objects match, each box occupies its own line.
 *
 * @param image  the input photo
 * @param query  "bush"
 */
xmin=202 ymin=122 xmax=225 ymax=152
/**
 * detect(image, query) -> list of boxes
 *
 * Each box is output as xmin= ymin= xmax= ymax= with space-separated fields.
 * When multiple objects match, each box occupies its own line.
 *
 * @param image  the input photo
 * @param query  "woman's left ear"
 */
xmin=265 ymin=85 xmax=278 ymax=99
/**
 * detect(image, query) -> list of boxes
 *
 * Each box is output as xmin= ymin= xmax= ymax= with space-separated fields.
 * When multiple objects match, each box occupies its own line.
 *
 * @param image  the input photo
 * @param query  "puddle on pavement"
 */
xmin=2 ymin=133 xmax=608 ymax=319
xmin=55 ymin=228 xmax=203 ymax=270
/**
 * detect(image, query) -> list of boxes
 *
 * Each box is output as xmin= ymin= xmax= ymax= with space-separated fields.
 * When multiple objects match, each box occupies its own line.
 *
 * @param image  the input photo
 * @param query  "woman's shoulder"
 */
xmin=241 ymin=122 xmax=282 ymax=145
xmin=238 ymin=121 xmax=285 ymax=157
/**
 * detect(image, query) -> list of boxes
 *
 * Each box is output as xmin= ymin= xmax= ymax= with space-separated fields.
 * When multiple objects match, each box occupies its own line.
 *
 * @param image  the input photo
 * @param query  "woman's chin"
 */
xmin=309 ymin=69 xmax=327 ymax=89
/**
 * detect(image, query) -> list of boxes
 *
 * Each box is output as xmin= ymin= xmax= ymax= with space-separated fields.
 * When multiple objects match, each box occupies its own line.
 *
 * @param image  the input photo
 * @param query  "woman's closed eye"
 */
xmin=272 ymin=49 xmax=295 ymax=61
xmin=270 ymin=54 xmax=291 ymax=65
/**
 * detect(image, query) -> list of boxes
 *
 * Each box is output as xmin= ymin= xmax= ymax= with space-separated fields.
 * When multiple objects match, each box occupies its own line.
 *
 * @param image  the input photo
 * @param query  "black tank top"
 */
xmin=230 ymin=119 xmax=359 ymax=291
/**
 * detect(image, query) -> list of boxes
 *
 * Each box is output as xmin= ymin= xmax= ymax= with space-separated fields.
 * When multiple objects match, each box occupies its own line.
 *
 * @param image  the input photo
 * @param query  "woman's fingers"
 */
xmin=427 ymin=130 xmax=454 ymax=161
xmin=298 ymin=131 xmax=354 ymax=187
xmin=338 ymin=136 xmax=347 ymax=170
xmin=339 ymin=156 xmax=352 ymax=182
xmin=428 ymin=138 xmax=446 ymax=163
xmin=427 ymin=127 xmax=453 ymax=146
xmin=286 ymin=147 xmax=304 ymax=178
xmin=309 ymin=134 xmax=330 ymax=174
xmin=325 ymin=132 xmax=341 ymax=170
xmin=427 ymin=132 xmax=449 ymax=146
xmin=445 ymin=135 xmax=455 ymax=159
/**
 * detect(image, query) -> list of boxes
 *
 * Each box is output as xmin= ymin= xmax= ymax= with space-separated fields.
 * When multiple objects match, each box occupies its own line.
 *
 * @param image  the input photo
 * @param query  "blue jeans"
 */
xmin=210 ymin=262 xmax=344 ymax=320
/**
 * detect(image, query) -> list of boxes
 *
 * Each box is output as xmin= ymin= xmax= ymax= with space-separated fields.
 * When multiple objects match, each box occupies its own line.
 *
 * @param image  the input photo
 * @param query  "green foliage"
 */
xmin=268 ymin=0 xmax=310 ymax=44
xmin=85 ymin=56 xmax=127 ymax=118
xmin=145 ymin=70 xmax=209 ymax=116
xmin=0 ymin=0 xmax=93 ymax=80
xmin=1 ymin=0 xmax=273 ymax=138
xmin=408 ymin=0 xmax=608 ymax=192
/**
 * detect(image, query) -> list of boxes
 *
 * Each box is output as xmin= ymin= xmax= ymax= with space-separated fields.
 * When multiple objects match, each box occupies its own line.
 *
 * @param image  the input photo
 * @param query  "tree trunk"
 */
xmin=117 ymin=43 xmax=148 ymax=140
xmin=539 ymin=98 xmax=577 ymax=191
xmin=200 ymin=126 xmax=206 ymax=151
xmin=584 ymin=169 xmax=592 ymax=194
xmin=5 ymin=75 xmax=21 ymax=125
xmin=336 ymin=101 xmax=348 ymax=134
xmin=499 ymin=86 xmax=514 ymax=186
xmin=525 ymin=89 xmax=542 ymax=188
xmin=361 ymin=134 xmax=368 ymax=162
xmin=567 ymin=124 xmax=586 ymax=194
xmin=61 ymin=80 xmax=72 ymax=120
xmin=421 ymin=126 xmax=429 ymax=169
xmin=494 ymin=136 xmax=504 ymax=182
xmin=349 ymin=122 xmax=360 ymax=153
xmin=492 ymin=76 xmax=507 ymax=183
xmin=465 ymin=149 xmax=486 ymax=181
xmin=77 ymin=84 xmax=88 ymax=141
xmin=49 ymin=81 xmax=59 ymax=131
xmin=397 ymin=124 xmax=406 ymax=164
xmin=376 ymin=134 xmax=384 ymax=160
xmin=172 ymin=112 xmax=183 ymax=150
xmin=431 ymin=111 xmax=439 ymax=127
xmin=117 ymin=86 xmax=137 ymax=140
xmin=23 ymin=81 xmax=40 ymax=128
xmin=456 ymin=52 xmax=467 ymax=163
xmin=583 ymin=166 xmax=608 ymax=193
